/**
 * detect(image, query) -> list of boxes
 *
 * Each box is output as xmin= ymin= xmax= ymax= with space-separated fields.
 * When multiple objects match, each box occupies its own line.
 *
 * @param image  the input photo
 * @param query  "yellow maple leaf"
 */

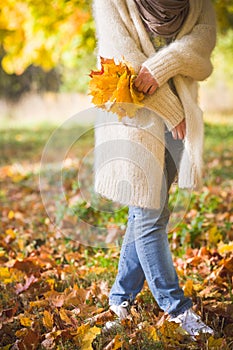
xmin=59 ymin=308 xmax=73 ymax=325
xmin=158 ymin=319 xmax=184 ymax=343
xmin=0 ymin=267 xmax=11 ymax=283
xmin=42 ymin=310 xmax=54 ymax=330
xmin=130 ymin=75 xmax=144 ymax=104
xmin=73 ymin=324 xmax=101 ymax=350
xmin=183 ymin=279 xmax=194 ymax=297
xmin=147 ymin=325 xmax=160 ymax=341
xmin=8 ymin=210 xmax=15 ymax=219
xmin=218 ymin=241 xmax=233 ymax=255
xmin=5 ymin=228 xmax=16 ymax=240
xmin=81 ymin=326 xmax=101 ymax=350
xmin=19 ymin=316 xmax=33 ymax=327
xmin=111 ymin=70 xmax=132 ymax=103
xmin=105 ymin=335 xmax=123 ymax=350
xmin=89 ymin=57 xmax=145 ymax=120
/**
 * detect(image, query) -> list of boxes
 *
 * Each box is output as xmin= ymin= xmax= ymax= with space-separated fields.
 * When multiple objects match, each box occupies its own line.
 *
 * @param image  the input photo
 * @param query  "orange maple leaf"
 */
xmin=89 ymin=57 xmax=144 ymax=119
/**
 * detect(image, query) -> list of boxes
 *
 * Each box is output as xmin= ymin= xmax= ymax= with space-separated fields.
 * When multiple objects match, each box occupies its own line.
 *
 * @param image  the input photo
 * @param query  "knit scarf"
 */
xmin=134 ymin=0 xmax=189 ymax=38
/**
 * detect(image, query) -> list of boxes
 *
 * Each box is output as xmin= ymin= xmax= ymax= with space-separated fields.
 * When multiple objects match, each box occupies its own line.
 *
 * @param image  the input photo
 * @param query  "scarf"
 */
xmin=134 ymin=0 xmax=189 ymax=38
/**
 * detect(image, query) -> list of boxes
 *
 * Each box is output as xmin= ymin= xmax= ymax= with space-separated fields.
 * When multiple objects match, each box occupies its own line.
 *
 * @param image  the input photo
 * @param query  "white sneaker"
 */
xmin=169 ymin=308 xmax=214 ymax=337
xmin=110 ymin=301 xmax=130 ymax=320
xmin=103 ymin=301 xmax=130 ymax=332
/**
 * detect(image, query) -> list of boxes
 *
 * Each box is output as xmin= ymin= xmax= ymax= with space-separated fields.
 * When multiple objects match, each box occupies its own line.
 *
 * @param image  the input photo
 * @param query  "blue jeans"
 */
xmin=109 ymin=132 xmax=192 ymax=317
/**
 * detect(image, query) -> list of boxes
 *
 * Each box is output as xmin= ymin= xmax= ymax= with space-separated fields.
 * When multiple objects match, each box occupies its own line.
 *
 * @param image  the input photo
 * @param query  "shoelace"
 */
xmin=179 ymin=310 xmax=213 ymax=336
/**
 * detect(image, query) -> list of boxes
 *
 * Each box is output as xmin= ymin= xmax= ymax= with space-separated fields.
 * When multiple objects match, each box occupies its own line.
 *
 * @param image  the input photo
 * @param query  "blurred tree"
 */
xmin=213 ymin=0 xmax=233 ymax=32
xmin=0 ymin=0 xmax=232 ymax=98
xmin=0 ymin=0 xmax=95 ymax=98
xmin=0 ymin=51 xmax=60 ymax=100
xmin=0 ymin=0 xmax=95 ymax=74
xmin=211 ymin=1 xmax=233 ymax=88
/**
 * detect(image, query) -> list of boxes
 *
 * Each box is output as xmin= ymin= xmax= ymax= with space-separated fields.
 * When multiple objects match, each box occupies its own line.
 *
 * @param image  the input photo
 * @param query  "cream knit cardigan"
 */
xmin=93 ymin=0 xmax=216 ymax=209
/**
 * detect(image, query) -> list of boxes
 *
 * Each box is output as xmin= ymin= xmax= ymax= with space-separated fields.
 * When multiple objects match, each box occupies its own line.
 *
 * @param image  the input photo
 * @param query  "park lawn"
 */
xmin=0 ymin=117 xmax=232 ymax=349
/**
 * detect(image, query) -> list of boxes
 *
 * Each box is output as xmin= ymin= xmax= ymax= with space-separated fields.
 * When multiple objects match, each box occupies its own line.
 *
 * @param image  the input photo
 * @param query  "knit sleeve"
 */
xmin=142 ymin=0 xmax=217 ymax=86
xmin=93 ymin=0 xmax=147 ymax=72
xmin=143 ymin=83 xmax=185 ymax=129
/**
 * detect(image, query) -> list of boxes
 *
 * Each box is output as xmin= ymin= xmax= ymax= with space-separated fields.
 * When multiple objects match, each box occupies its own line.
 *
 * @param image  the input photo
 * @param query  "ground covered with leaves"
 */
xmin=0 ymin=118 xmax=233 ymax=349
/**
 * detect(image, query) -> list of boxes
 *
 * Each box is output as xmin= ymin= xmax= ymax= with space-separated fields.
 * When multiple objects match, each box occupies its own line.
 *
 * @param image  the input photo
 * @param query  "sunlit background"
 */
xmin=0 ymin=1 xmax=233 ymax=126
xmin=0 ymin=1 xmax=233 ymax=348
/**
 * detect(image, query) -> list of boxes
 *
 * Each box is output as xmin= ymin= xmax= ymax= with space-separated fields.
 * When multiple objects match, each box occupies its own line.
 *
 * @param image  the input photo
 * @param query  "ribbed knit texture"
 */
xmin=94 ymin=110 xmax=165 ymax=209
xmin=93 ymin=0 xmax=216 ymax=208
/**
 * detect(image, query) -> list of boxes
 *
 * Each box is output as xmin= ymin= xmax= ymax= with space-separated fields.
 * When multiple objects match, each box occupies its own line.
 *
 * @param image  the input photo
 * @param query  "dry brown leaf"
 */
xmin=13 ymin=259 xmax=41 ymax=276
xmin=15 ymin=274 xmax=38 ymax=295
xmin=86 ymin=309 xmax=114 ymax=326
xmin=44 ymin=290 xmax=65 ymax=308
xmin=223 ymin=256 xmax=233 ymax=272
xmin=14 ymin=328 xmax=40 ymax=350
xmin=0 ymin=304 xmax=18 ymax=326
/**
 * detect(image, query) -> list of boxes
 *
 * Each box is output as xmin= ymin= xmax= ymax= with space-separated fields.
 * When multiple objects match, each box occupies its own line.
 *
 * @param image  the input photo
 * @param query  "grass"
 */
xmin=0 ymin=118 xmax=232 ymax=248
xmin=0 ymin=113 xmax=233 ymax=349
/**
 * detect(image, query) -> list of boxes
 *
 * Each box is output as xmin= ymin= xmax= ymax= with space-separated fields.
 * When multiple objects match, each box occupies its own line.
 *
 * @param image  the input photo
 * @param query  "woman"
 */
xmin=93 ymin=0 xmax=216 ymax=338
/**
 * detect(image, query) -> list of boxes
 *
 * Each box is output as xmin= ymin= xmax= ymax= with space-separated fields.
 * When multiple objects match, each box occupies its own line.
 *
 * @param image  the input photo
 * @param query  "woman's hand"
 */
xmin=134 ymin=66 xmax=159 ymax=95
xmin=172 ymin=119 xmax=186 ymax=140
xmin=135 ymin=67 xmax=186 ymax=140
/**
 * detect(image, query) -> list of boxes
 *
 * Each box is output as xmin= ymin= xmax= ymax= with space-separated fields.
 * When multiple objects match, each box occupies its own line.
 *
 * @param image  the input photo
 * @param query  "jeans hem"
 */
xmin=168 ymin=300 xmax=193 ymax=318
xmin=109 ymin=300 xmax=121 ymax=306
xmin=109 ymin=298 xmax=133 ymax=306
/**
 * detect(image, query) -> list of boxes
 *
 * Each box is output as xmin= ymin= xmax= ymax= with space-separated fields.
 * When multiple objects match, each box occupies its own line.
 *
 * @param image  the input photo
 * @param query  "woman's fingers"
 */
xmin=135 ymin=81 xmax=158 ymax=94
xmin=147 ymin=84 xmax=158 ymax=95
xmin=135 ymin=82 xmax=157 ymax=94
xmin=172 ymin=119 xmax=186 ymax=140
xmin=134 ymin=66 xmax=158 ymax=94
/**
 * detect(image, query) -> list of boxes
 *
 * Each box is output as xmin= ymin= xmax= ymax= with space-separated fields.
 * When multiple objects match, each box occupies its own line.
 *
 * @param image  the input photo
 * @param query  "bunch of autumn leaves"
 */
xmin=89 ymin=57 xmax=145 ymax=119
